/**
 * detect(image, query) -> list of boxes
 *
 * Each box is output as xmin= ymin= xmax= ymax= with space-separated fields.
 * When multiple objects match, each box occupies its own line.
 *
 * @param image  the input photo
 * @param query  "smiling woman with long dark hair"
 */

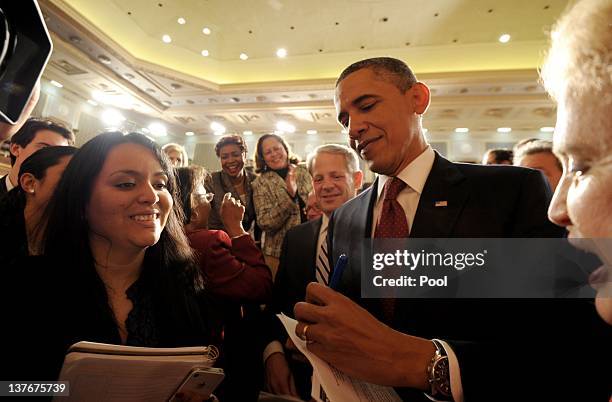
xmin=2 ymin=132 xmax=252 ymax=400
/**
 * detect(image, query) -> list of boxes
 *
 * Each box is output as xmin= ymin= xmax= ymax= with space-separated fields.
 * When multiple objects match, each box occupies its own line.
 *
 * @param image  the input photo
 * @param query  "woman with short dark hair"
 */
xmin=206 ymin=134 xmax=258 ymax=235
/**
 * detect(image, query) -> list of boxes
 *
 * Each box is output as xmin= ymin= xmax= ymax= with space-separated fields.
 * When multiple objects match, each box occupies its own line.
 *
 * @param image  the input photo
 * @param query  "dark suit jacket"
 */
xmin=327 ymin=153 xmax=610 ymax=401
xmin=272 ymin=217 xmax=322 ymax=316
xmin=263 ymin=217 xmax=322 ymax=400
xmin=0 ymin=174 xmax=9 ymax=198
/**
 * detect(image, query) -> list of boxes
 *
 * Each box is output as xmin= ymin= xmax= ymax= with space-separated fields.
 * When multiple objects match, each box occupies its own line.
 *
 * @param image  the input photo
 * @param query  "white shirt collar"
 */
xmin=376 ymin=146 xmax=435 ymax=198
xmin=320 ymin=213 xmax=329 ymax=234
xmin=5 ymin=174 xmax=14 ymax=192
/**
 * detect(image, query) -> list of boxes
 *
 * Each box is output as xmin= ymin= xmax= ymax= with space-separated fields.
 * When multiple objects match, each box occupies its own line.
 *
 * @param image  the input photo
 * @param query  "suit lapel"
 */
xmin=308 ymin=217 xmax=323 ymax=282
xmin=410 ymin=152 xmax=469 ymax=237
xmin=362 ymin=177 xmax=379 ymax=238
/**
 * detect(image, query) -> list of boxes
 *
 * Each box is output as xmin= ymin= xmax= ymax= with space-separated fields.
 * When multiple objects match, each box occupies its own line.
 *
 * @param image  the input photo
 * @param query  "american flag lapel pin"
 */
xmin=435 ymin=200 xmax=448 ymax=207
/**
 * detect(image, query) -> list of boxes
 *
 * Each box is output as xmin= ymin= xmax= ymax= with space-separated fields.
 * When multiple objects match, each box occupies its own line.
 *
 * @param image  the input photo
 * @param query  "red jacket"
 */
xmin=187 ymin=229 xmax=272 ymax=304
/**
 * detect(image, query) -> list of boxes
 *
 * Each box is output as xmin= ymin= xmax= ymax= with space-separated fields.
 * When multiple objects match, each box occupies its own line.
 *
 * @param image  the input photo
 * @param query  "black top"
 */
xmin=0 ymin=187 xmax=28 ymax=266
xmin=2 ymin=255 xmax=225 ymax=381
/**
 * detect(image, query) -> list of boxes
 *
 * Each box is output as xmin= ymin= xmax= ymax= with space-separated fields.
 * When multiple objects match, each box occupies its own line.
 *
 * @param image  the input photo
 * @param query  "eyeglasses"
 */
xmin=194 ymin=192 xmax=214 ymax=203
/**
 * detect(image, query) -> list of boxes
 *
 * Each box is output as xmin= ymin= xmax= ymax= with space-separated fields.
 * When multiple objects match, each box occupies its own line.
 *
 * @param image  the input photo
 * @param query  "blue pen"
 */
xmin=329 ymin=254 xmax=348 ymax=290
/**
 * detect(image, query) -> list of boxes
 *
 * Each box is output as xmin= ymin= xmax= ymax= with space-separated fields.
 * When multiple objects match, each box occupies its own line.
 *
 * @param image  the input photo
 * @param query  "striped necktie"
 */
xmin=315 ymin=228 xmax=330 ymax=285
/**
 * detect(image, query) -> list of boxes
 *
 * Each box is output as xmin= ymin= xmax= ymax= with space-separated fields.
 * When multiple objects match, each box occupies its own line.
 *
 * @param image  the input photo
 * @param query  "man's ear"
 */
xmin=353 ymin=170 xmax=364 ymax=191
xmin=9 ymin=143 xmax=22 ymax=159
xmin=19 ymin=173 xmax=37 ymax=194
xmin=411 ymin=82 xmax=431 ymax=115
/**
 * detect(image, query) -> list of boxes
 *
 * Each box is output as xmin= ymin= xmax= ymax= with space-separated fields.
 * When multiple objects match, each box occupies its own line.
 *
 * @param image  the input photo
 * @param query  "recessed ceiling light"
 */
xmin=102 ymin=109 xmax=125 ymax=126
xmin=202 ymin=27 xmax=211 ymax=35
xmin=243 ymin=130 xmax=253 ymax=135
xmin=177 ymin=17 xmax=186 ymax=24
xmin=50 ymin=80 xmax=63 ymax=88
xmin=239 ymin=53 xmax=248 ymax=60
xmin=201 ymin=49 xmax=209 ymax=57
xmin=455 ymin=127 xmax=469 ymax=133
xmin=498 ymin=34 xmax=511 ymax=43
xmin=162 ymin=34 xmax=172 ymax=43
xmin=306 ymin=129 xmax=317 ymax=135
xmin=497 ymin=127 xmax=512 ymax=133
xmin=210 ymin=121 xmax=226 ymax=135
xmin=148 ymin=122 xmax=167 ymax=137
xmin=97 ymin=55 xmax=112 ymax=64
xmin=87 ymin=99 xmax=98 ymax=106
xmin=540 ymin=126 xmax=555 ymax=132
xmin=276 ymin=48 xmax=287 ymax=58
xmin=276 ymin=121 xmax=295 ymax=133
xmin=185 ymin=131 xmax=195 ymax=136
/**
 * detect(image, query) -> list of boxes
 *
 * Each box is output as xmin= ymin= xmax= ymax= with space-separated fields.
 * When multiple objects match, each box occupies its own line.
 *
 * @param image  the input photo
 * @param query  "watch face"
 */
xmin=432 ymin=356 xmax=452 ymax=396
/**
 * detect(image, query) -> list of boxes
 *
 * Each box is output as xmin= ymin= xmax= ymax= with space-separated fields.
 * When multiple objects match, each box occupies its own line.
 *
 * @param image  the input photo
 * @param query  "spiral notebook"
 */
xmin=54 ymin=341 xmax=218 ymax=402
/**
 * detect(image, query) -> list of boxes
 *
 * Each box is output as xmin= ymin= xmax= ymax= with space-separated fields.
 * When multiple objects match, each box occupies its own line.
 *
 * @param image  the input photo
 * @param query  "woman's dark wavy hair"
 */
xmin=254 ymin=133 xmax=299 ymax=173
xmin=42 ymin=132 xmax=209 ymax=345
xmin=176 ymin=165 xmax=210 ymax=225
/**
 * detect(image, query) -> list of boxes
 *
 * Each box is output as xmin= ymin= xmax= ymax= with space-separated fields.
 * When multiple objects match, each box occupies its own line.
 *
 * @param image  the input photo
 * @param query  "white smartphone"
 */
xmin=168 ymin=367 xmax=225 ymax=402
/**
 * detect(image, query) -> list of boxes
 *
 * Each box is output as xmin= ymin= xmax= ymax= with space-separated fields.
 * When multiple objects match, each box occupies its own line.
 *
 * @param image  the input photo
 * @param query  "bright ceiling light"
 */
xmin=276 ymin=48 xmax=287 ymax=58
xmin=497 ymin=127 xmax=512 ymax=133
xmin=239 ymin=53 xmax=248 ymax=60
xmin=242 ymin=130 xmax=253 ymax=136
xmin=306 ymin=129 xmax=317 ymax=135
xmin=50 ymin=80 xmax=63 ymax=88
xmin=92 ymin=90 xmax=110 ymax=104
xmin=498 ymin=34 xmax=511 ymax=43
xmin=177 ymin=17 xmax=186 ymax=25
xmin=210 ymin=121 xmax=226 ymax=135
xmin=201 ymin=49 xmax=209 ymax=57
xmin=185 ymin=131 xmax=195 ymax=136
xmin=202 ymin=27 xmax=211 ymax=35
xmin=276 ymin=121 xmax=296 ymax=133
xmin=162 ymin=34 xmax=172 ymax=43
xmin=540 ymin=126 xmax=555 ymax=132
xmin=148 ymin=122 xmax=168 ymax=137
xmin=455 ymin=127 xmax=469 ymax=133
xmin=87 ymin=99 xmax=98 ymax=106
xmin=101 ymin=109 xmax=125 ymax=126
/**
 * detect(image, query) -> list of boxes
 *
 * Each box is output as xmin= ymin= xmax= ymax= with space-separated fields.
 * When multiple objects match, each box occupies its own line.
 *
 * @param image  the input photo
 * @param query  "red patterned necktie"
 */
xmin=375 ymin=177 xmax=409 ymax=238
xmin=374 ymin=177 xmax=410 ymax=324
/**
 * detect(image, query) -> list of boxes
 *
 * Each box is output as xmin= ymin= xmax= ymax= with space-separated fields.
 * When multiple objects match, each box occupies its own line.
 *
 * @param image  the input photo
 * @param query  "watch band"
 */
xmin=427 ymin=339 xmax=452 ymax=400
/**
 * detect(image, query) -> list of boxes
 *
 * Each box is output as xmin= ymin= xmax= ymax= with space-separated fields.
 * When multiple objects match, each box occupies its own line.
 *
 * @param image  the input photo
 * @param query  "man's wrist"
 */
xmin=392 ymin=332 xmax=435 ymax=390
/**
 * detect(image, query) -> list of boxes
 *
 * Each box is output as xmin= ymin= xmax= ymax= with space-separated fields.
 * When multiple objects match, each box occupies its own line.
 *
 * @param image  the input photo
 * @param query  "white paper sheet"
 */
xmin=277 ymin=314 xmax=402 ymax=402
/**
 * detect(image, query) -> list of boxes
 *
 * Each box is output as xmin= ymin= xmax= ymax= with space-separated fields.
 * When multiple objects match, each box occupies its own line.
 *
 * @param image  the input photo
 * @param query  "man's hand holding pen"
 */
xmin=293 ymin=282 xmax=435 ymax=390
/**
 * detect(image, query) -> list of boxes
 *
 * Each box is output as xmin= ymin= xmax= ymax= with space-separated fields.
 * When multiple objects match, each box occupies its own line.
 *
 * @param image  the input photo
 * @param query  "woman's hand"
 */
xmin=220 ymin=193 xmax=248 ymax=238
xmin=285 ymin=164 xmax=298 ymax=198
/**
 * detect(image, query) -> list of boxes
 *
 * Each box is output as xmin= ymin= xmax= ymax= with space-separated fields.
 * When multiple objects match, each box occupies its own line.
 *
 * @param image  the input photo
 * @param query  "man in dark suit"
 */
xmin=263 ymin=144 xmax=362 ymax=400
xmin=0 ymin=118 xmax=74 ymax=198
xmin=292 ymin=57 xmax=610 ymax=401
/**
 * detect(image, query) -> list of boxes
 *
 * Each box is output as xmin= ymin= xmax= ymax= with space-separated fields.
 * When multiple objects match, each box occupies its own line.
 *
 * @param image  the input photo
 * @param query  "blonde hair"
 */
xmin=162 ymin=143 xmax=189 ymax=167
xmin=540 ymin=0 xmax=612 ymax=102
